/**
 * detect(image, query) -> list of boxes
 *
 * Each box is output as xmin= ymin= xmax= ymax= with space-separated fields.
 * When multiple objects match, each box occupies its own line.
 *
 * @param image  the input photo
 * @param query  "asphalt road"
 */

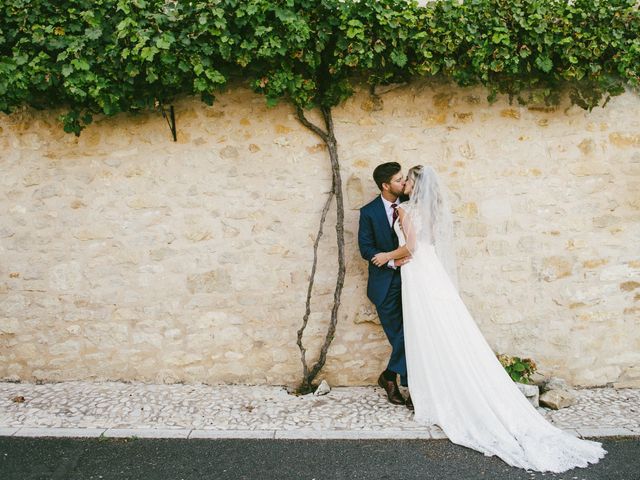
xmin=1 ymin=437 xmax=638 ymax=480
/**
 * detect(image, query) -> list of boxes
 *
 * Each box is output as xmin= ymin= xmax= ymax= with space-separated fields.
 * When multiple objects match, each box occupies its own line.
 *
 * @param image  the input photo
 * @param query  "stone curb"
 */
xmin=10 ymin=427 xmax=107 ymax=438
xmin=2 ymin=427 xmax=436 ymax=440
xmin=1 ymin=427 xmax=637 ymax=440
xmin=576 ymin=427 xmax=637 ymax=438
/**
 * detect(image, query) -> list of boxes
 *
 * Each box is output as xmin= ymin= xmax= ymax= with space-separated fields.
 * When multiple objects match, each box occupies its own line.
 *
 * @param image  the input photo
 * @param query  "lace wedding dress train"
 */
xmin=399 ymin=230 xmax=606 ymax=472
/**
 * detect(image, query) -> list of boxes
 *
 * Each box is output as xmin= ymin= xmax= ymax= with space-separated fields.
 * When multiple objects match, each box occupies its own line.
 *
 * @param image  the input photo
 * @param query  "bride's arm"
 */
xmin=371 ymin=208 xmax=413 ymax=266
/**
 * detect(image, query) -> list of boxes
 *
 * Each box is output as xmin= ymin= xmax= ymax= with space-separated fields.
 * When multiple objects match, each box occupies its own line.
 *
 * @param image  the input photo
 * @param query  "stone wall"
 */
xmin=1 ymin=81 xmax=639 ymax=387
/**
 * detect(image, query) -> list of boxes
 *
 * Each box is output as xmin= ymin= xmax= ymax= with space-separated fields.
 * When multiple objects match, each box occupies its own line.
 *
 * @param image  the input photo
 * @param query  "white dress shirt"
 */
xmin=380 ymin=194 xmax=399 ymax=268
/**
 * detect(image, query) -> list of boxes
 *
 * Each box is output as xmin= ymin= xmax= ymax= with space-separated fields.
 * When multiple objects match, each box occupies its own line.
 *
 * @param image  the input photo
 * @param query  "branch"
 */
xmin=296 ymin=106 xmax=328 ymax=141
xmin=321 ymin=105 xmax=335 ymax=144
xmin=294 ymin=105 xmax=344 ymax=393
xmin=308 ymin=107 xmax=346 ymax=382
xmin=296 ymin=185 xmax=334 ymax=381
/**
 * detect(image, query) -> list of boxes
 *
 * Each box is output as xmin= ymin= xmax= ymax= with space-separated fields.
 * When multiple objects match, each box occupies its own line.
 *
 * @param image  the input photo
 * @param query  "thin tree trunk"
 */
xmin=295 ymin=106 xmax=346 ymax=394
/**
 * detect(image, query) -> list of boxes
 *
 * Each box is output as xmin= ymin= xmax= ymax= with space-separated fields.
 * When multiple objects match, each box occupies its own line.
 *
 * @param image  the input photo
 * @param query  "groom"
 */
xmin=358 ymin=162 xmax=413 ymax=410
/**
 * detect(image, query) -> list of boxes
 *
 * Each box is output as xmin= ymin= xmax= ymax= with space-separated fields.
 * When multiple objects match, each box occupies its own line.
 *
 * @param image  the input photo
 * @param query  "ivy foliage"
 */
xmin=1 ymin=0 xmax=638 ymax=135
xmin=0 ymin=0 xmax=234 ymax=133
xmin=416 ymin=0 xmax=640 ymax=107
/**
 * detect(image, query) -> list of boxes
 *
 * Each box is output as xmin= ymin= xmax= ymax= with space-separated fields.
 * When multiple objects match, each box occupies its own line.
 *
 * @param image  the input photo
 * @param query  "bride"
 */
xmin=370 ymin=165 xmax=606 ymax=472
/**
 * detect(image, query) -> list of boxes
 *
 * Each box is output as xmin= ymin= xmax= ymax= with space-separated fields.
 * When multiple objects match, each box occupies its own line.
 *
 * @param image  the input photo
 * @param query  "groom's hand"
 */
xmin=371 ymin=252 xmax=390 ymax=267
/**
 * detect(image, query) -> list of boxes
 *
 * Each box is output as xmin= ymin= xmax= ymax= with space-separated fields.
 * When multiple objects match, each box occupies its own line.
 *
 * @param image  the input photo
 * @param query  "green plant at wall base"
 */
xmin=1 ymin=0 xmax=638 ymax=391
xmin=497 ymin=354 xmax=538 ymax=384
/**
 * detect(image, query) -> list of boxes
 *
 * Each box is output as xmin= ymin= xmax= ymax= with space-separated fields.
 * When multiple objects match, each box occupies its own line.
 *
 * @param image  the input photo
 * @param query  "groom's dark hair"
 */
xmin=373 ymin=162 xmax=401 ymax=191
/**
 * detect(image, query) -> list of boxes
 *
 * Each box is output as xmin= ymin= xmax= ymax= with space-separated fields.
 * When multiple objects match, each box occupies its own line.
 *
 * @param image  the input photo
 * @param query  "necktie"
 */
xmin=391 ymin=203 xmax=398 ymax=227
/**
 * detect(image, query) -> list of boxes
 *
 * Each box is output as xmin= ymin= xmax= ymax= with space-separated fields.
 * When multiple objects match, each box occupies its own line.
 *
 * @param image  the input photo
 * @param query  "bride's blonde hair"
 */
xmin=407 ymin=165 xmax=424 ymax=185
xmin=404 ymin=164 xmax=458 ymax=287
xmin=407 ymin=165 xmax=442 ymax=220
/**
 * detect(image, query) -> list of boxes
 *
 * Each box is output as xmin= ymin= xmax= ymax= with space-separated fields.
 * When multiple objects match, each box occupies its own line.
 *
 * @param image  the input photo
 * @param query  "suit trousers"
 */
xmin=375 ymin=270 xmax=407 ymax=387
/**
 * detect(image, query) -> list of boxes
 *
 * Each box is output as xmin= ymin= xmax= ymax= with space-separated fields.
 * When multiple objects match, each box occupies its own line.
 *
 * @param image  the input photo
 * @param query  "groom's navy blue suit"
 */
xmin=358 ymin=195 xmax=407 ymax=387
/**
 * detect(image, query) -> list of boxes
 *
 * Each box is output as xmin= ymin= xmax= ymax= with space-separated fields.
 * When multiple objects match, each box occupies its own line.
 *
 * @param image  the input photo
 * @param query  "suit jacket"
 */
xmin=358 ymin=195 xmax=405 ymax=306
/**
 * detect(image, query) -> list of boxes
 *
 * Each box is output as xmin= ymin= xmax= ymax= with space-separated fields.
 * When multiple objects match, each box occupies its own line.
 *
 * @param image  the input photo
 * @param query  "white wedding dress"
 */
xmin=395 ymin=217 xmax=607 ymax=472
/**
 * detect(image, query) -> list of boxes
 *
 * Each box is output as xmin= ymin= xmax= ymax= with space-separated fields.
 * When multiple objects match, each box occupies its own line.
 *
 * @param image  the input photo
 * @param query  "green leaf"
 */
xmin=156 ymin=38 xmax=171 ymax=50
xmin=491 ymin=33 xmax=508 ymax=44
xmin=193 ymin=77 xmax=208 ymax=92
xmin=535 ymin=56 xmax=553 ymax=73
xmin=15 ymin=53 xmax=29 ymax=66
xmin=85 ymin=27 xmax=102 ymax=40
xmin=390 ymin=50 xmax=407 ymax=67
xmin=205 ymin=69 xmax=225 ymax=84
xmin=71 ymin=59 xmax=90 ymax=71
xmin=156 ymin=33 xmax=175 ymax=50
xmin=140 ymin=46 xmax=158 ymax=62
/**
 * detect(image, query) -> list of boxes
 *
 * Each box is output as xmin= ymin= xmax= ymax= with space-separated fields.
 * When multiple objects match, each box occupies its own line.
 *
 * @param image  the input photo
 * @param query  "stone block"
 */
xmin=456 ymin=202 xmax=478 ymax=218
xmin=620 ymin=281 xmax=640 ymax=292
xmin=0 ymin=318 xmax=20 ymax=334
xmin=539 ymin=389 xmax=576 ymax=410
xmin=539 ymin=256 xmax=573 ymax=282
xmin=346 ymin=175 xmax=365 ymax=210
xmin=186 ymin=270 xmax=231 ymax=294
xmin=354 ymin=304 xmax=379 ymax=325
xmin=480 ymin=197 xmax=512 ymax=219
xmin=49 ymin=340 xmax=82 ymax=357
xmin=516 ymin=382 xmax=539 ymax=407
xmin=609 ymin=132 xmax=640 ymax=148
xmin=132 ymin=332 xmax=163 ymax=348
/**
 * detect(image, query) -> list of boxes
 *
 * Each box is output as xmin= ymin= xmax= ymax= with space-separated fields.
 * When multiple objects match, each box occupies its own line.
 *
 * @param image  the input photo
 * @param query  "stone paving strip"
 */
xmin=0 ymin=382 xmax=638 ymax=440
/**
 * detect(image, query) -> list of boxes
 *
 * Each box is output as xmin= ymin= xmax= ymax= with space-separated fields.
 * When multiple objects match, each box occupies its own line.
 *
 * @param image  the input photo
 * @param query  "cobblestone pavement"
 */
xmin=0 ymin=382 xmax=638 ymax=439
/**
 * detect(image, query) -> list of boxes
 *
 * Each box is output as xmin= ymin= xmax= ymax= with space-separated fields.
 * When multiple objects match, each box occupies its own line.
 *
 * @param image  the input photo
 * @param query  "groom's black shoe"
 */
xmin=405 ymin=393 xmax=414 ymax=411
xmin=377 ymin=373 xmax=405 ymax=405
